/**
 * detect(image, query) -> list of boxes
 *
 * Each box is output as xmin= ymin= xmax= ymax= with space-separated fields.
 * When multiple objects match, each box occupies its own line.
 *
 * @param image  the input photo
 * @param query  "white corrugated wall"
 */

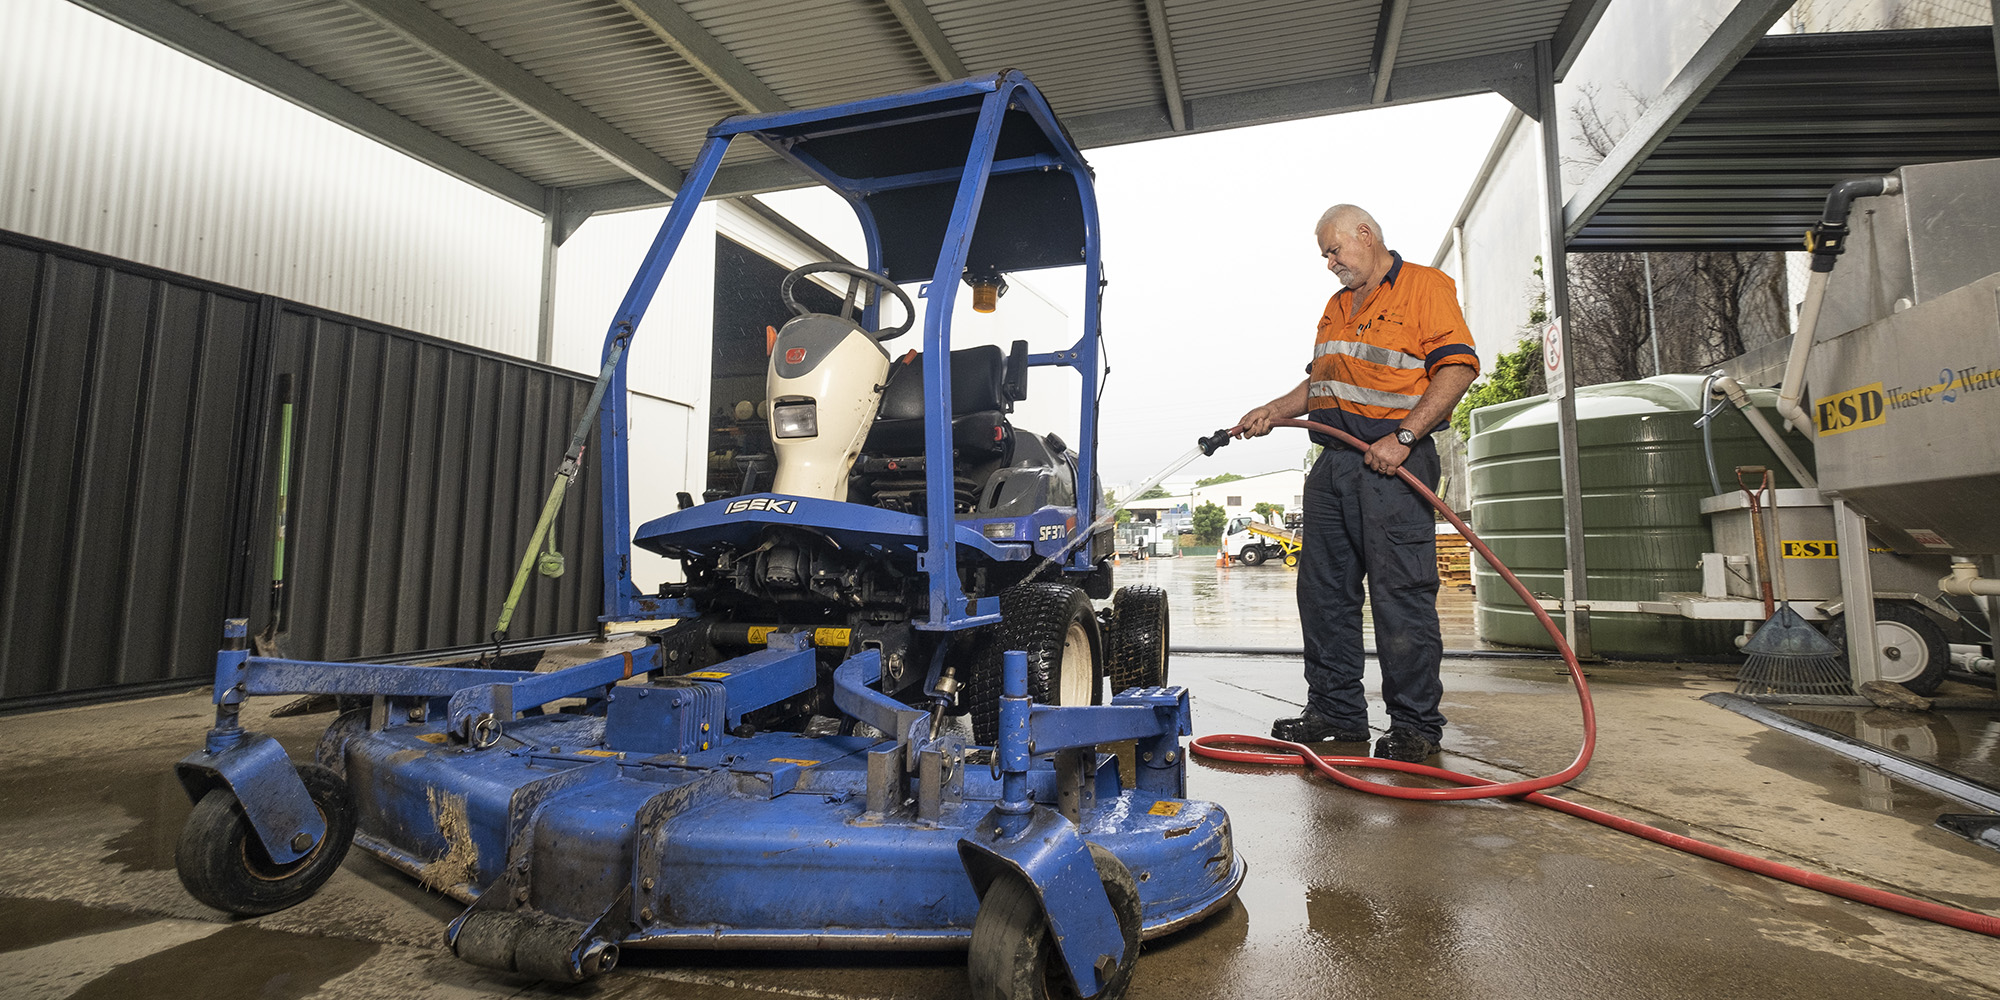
xmin=0 ymin=0 xmax=543 ymax=355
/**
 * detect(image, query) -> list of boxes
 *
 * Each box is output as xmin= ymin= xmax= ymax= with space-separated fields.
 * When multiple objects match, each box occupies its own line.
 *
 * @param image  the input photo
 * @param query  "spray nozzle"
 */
xmin=1198 ymin=428 xmax=1234 ymax=456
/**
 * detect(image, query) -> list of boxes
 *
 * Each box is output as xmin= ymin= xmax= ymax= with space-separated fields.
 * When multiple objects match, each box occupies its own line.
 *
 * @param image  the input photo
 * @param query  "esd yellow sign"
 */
xmin=1780 ymin=540 xmax=1838 ymax=559
xmin=1814 ymin=383 xmax=1885 ymax=436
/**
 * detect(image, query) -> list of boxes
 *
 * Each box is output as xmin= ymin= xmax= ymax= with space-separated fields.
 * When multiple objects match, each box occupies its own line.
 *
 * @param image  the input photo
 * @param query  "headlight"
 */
xmin=772 ymin=400 xmax=818 ymax=438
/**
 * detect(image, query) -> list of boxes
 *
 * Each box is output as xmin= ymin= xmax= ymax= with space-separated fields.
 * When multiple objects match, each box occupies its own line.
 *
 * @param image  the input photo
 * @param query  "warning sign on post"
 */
xmin=1543 ymin=317 xmax=1567 ymax=400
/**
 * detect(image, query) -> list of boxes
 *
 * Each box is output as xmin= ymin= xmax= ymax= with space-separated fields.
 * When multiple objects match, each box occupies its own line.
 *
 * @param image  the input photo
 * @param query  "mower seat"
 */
xmin=866 ymin=345 xmax=1012 ymax=457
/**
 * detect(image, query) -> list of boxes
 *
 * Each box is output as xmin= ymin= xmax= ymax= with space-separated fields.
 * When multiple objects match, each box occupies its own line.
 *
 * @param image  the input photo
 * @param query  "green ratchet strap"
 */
xmin=492 ymin=328 xmax=631 ymax=644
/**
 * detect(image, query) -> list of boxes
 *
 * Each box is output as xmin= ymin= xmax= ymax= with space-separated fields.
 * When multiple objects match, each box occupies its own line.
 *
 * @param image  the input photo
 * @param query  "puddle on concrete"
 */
xmin=1744 ymin=729 xmax=1966 ymax=823
xmin=101 ymin=769 xmax=194 ymax=872
xmin=62 ymin=922 xmax=377 ymax=1000
xmin=1772 ymin=704 xmax=2000 ymax=788
xmin=0 ymin=897 xmax=152 ymax=955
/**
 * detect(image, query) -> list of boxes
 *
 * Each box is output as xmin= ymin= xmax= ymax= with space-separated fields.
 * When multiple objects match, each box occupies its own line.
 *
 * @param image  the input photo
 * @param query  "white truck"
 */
xmin=1220 ymin=516 xmax=1301 ymax=566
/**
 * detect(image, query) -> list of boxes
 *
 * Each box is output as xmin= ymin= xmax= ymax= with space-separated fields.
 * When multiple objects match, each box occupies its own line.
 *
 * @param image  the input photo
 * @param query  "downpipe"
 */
xmin=1940 ymin=561 xmax=2000 ymax=597
xmin=1188 ymin=417 xmax=2000 ymax=939
xmin=1775 ymin=174 xmax=1902 ymax=437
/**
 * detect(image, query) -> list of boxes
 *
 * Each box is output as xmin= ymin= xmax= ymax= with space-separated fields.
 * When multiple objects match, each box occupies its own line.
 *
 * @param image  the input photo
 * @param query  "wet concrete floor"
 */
xmin=3 ymin=555 xmax=1998 ymax=999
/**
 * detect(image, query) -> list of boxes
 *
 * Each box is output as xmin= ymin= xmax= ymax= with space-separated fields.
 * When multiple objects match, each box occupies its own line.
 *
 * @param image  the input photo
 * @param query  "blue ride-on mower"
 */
xmin=170 ymin=73 xmax=1243 ymax=999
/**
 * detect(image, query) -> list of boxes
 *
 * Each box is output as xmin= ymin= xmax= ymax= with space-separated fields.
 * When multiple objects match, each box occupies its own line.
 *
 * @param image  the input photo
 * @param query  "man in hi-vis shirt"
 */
xmin=1236 ymin=204 xmax=1479 ymax=763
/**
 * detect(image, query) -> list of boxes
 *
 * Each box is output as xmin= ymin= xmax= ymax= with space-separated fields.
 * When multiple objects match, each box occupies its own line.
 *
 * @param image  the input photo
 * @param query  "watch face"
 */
xmin=1396 ymin=430 xmax=1415 ymax=445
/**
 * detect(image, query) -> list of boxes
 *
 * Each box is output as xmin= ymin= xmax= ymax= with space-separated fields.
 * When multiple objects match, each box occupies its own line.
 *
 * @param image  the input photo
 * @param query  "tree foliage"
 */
xmin=1195 ymin=472 xmax=1245 ymax=488
xmin=1136 ymin=485 xmax=1172 ymax=500
xmin=1252 ymin=502 xmax=1282 ymax=524
xmin=1191 ymin=502 xmax=1227 ymax=544
xmin=1452 ymin=335 xmax=1544 ymax=439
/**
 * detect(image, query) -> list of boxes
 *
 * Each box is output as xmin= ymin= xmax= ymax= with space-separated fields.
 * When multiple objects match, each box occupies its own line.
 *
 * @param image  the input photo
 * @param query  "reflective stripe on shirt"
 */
xmin=1308 ymin=380 xmax=1423 ymax=409
xmin=1313 ymin=338 xmax=1426 ymax=371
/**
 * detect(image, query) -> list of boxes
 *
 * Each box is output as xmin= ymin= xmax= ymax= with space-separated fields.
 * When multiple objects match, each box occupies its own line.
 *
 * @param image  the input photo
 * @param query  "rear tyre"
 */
xmin=968 ymin=583 xmax=1103 ymax=746
xmin=1106 ymin=585 xmax=1170 ymax=693
xmin=175 ymin=762 xmax=356 ymax=915
xmin=1238 ymin=545 xmax=1266 ymax=566
xmin=1826 ymin=601 xmax=1949 ymax=696
xmin=966 ymin=843 xmax=1142 ymax=1000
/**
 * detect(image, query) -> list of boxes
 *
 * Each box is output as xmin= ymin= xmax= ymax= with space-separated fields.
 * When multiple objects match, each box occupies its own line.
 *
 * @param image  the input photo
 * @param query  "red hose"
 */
xmin=1189 ymin=417 xmax=2000 ymax=938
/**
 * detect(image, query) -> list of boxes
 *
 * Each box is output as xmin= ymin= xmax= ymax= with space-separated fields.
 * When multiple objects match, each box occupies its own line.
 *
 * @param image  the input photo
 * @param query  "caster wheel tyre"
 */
xmin=175 ymin=762 xmax=356 ymax=916
xmin=968 ymin=844 xmax=1142 ymax=1000
xmin=1826 ymin=601 xmax=1949 ymax=696
xmin=969 ymin=583 xmax=1104 ymax=747
xmin=1283 ymin=552 xmax=1298 ymax=568
xmin=1106 ymin=585 xmax=1169 ymax=693
xmin=1238 ymin=546 xmax=1265 ymax=566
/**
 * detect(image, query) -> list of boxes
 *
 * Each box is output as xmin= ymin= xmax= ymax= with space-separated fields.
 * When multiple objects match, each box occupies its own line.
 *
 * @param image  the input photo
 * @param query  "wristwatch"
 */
xmin=1395 ymin=428 xmax=1416 ymax=446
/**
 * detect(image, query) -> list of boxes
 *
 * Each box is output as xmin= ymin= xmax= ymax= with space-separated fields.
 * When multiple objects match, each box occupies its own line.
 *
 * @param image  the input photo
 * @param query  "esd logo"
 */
xmin=1813 ymin=382 xmax=1885 ymax=436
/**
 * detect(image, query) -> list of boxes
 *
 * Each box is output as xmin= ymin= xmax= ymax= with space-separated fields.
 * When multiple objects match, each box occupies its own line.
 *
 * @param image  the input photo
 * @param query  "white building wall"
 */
xmin=0 ymin=0 xmax=543 ymax=355
xmin=1191 ymin=469 xmax=1306 ymax=521
xmin=1442 ymin=115 xmax=1549 ymax=363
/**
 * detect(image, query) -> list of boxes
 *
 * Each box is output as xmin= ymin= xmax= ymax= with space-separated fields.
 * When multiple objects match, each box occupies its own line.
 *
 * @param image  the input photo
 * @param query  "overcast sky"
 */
xmin=761 ymin=91 xmax=1516 ymax=493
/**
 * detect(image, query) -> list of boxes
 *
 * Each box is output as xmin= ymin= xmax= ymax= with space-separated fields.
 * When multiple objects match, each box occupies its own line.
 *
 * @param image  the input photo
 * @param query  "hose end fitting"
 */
xmin=1198 ymin=429 xmax=1233 ymax=456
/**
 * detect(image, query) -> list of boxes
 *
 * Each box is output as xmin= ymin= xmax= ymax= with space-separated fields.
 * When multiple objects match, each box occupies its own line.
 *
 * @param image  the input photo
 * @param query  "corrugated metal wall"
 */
xmin=0 ymin=0 xmax=544 ymax=357
xmin=0 ymin=230 xmax=603 ymax=704
xmin=0 ymin=234 xmax=259 ymax=701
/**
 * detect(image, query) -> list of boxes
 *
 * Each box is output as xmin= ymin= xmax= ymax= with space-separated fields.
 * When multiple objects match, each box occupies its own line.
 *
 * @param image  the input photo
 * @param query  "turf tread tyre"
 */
xmin=175 ymin=762 xmax=356 ymax=916
xmin=1105 ymin=585 xmax=1170 ymax=694
xmin=966 ymin=843 xmax=1142 ymax=1000
xmin=1826 ymin=601 xmax=1950 ymax=696
xmin=967 ymin=583 xmax=1103 ymax=746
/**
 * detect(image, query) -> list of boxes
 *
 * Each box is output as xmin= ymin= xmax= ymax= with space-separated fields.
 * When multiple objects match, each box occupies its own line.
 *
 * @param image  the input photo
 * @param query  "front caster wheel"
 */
xmin=967 ymin=844 xmax=1142 ymax=1000
xmin=175 ymin=762 xmax=356 ymax=915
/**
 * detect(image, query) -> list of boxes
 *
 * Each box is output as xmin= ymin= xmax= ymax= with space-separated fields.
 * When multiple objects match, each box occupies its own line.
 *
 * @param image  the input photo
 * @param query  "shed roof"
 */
xmin=73 ymin=0 xmax=1611 ymax=237
xmin=1565 ymin=26 xmax=2000 ymax=252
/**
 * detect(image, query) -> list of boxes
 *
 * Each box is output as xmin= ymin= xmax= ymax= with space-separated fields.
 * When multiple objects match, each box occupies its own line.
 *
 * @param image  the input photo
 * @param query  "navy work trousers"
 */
xmin=1296 ymin=438 xmax=1446 ymax=741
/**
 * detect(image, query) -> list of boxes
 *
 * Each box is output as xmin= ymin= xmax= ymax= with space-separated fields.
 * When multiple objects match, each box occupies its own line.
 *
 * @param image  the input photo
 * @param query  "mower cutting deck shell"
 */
xmin=171 ymin=73 xmax=1240 ymax=999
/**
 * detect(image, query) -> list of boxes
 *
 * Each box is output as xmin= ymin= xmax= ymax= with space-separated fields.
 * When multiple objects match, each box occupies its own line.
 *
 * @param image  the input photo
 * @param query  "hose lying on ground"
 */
xmin=1188 ymin=416 xmax=2000 ymax=938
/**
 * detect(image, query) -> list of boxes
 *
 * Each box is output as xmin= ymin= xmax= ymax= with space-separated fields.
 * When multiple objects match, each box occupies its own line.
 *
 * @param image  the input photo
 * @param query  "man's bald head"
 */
xmin=1313 ymin=204 xmax=1392 ymax=290
xmin=1314 ymin=204 xmax=1384 ymax=246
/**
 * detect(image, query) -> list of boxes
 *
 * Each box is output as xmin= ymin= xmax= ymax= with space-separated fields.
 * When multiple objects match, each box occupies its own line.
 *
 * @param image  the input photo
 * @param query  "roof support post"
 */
xmin=1991 ymin=0 xmax=1999 ymax=95
xmin=882 ymin=0 xmax=967 ymax=81
xmin=1533 ymin=40 xmax=1591 ymax=659
xmin=538 ymin=189 xmax=562 ymax=366
xmin=1370 ymin=0 xmax=1411 ymax=104
xmin=1140 ymin=0 xmax=1187 ymax=130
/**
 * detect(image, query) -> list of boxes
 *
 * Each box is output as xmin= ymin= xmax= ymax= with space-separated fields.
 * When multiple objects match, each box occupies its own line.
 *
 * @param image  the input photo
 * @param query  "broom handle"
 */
xmin=1738 ymin=467 xmax=1775 ymax=618
xmin=1765 ymin=475 xmax=1788 ymax=607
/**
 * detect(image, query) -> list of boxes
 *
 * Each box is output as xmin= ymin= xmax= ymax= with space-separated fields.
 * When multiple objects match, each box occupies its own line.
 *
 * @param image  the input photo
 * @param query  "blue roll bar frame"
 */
xmin=593 ymin=72 xmax=1104 ymax=633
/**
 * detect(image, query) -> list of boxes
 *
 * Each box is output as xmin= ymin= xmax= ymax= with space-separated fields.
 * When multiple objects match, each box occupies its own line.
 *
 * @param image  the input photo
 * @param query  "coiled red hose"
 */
xmin=1189 ymin=417 xmax=2000 ymax=938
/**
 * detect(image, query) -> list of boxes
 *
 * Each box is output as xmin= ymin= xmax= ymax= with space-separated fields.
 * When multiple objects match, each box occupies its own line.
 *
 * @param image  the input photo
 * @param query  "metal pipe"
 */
xmin=1710 ymin=373 xmax=1817 ymax=489
xmin=1776 ymin=174 xmax=1902 ymax=436
xmin=1643 ymin=252 xmax=1661 ymax=376
xmin=1941 ymin=563 xmax=2000 ymax=597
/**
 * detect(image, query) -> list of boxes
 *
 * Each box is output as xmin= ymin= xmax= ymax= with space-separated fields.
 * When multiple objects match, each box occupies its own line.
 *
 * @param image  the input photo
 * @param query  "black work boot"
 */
xmin=1373 ymin=728 xmax=1442 ymax=762
xmin=1271 ymin=711 xmax=1369 ymax=743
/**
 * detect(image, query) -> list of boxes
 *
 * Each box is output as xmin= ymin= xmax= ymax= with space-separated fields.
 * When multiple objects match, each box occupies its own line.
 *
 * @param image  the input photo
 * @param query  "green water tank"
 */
xmin=1466 ymin=374 xmax=1813 ymax=658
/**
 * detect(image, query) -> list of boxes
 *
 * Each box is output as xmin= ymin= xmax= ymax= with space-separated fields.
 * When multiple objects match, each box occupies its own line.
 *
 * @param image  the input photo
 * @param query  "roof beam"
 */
xmin=1140 ymin=0 xmax=1187 ymax=131
xmin=1066 ymin=47 xmax=1539 ymax=147
xmin=1561 ymin=0 xmax=1796 ymax=241
xmin=1550 ymin=0 xmax=1615 ymax=78
xmin=554 ymin=159 xmax=812 ymax=242
xmin=1370 ymin=0 xmax=1411 ymax=105
xmin=882 ymin=0 xmax=967 ymax=81
xmin=613 ymin=0 xmax=788 ymax=113
xmin=67 ymin=0 xmax=546 ymax=214
xmin=340 ymin=0 xmax=683 ymax=197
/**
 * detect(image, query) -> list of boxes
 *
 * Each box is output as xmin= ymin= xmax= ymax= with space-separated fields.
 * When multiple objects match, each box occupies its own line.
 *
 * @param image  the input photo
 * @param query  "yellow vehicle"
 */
xmin=1221 ymin=516 xmax=1302 ymax=567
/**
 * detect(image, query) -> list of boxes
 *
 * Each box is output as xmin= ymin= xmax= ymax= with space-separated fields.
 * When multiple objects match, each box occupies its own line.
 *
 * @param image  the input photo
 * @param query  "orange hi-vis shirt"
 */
xmin=1306 ymin=252 xmax=1479 ymax=440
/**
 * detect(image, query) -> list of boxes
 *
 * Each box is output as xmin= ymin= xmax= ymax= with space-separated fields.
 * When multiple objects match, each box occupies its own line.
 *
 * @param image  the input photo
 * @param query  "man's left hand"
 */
xmin=1365 ymin=434 xmax=1411 ymax=475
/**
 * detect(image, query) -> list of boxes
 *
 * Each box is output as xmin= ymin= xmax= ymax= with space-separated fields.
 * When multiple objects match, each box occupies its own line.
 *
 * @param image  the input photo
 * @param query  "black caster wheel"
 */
xmin=175 ymin=761 xmax=356 ymax=915
xmin=968 ymin=843 xmax=1142 ymax=1000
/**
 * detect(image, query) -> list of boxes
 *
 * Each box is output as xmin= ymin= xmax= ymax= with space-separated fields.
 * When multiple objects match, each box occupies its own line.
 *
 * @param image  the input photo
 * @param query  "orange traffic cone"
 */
xmin=1113 ymin=550 xmax=1122 ymax=567
xmin=1215 ymin=545 xmax=1229 ymax=569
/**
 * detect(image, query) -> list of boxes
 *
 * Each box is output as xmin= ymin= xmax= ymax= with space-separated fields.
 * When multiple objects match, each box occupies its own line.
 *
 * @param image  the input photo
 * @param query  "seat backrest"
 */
xmin=876 ymin=345 xmax=1008 ymax=421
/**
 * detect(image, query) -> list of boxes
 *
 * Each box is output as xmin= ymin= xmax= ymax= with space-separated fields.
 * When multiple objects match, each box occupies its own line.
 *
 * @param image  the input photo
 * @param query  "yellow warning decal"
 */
xmin=746 ymin=626 xmax=777 ymax=644
xmin=574 ymin=749 xmax=625 ymax=759
xmin=1781 ymin=540 xmax=1838 ymax=559
xmin=415 ymin=732 xmax=449 ymax=745
xmin=1147 ymin=801 xmax=1184 ymax=817
xmin=813 ymin=628 xmax=853 ymax=647
xmin=769 ymin=757 xmax=820 ymax=767
xmin=686 ymin=670 xmax=732 ymax=679
xmin=1813 ymin=382 xmax=1885 ymax=436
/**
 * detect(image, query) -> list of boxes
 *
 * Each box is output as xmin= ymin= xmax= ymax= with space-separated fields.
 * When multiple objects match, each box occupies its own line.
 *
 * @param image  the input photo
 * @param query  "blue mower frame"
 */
xmin=172 ymin=73 xmax=1242 ymax=999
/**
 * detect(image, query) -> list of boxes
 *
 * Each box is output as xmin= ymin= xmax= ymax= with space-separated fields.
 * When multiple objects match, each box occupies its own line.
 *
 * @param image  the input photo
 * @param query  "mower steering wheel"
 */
xmin=779 ymin=262 xmax=917 ymax=342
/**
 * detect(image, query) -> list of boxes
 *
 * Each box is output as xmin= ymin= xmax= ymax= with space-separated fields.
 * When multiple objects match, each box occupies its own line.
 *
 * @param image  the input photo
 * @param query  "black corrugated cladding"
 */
xmin=0 ymin=231 xmax=605 ymax=705
xmin=258 ymin=306 xmax=601 ymax=661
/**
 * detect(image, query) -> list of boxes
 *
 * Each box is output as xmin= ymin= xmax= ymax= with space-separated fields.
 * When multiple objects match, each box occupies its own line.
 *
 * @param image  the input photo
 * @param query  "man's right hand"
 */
xmin=1237 ymin=405 xmax=1274 ymax=438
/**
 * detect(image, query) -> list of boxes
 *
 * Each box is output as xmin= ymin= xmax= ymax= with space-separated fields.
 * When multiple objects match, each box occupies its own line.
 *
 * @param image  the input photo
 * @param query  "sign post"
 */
xmin=1544 ymin=317 xmax=1567 ymax=400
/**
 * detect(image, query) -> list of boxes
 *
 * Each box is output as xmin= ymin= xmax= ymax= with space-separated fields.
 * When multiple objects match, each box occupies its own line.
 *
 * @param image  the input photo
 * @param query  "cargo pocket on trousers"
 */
xmin=1385 ymin=522 xmax=1433 ymax=547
